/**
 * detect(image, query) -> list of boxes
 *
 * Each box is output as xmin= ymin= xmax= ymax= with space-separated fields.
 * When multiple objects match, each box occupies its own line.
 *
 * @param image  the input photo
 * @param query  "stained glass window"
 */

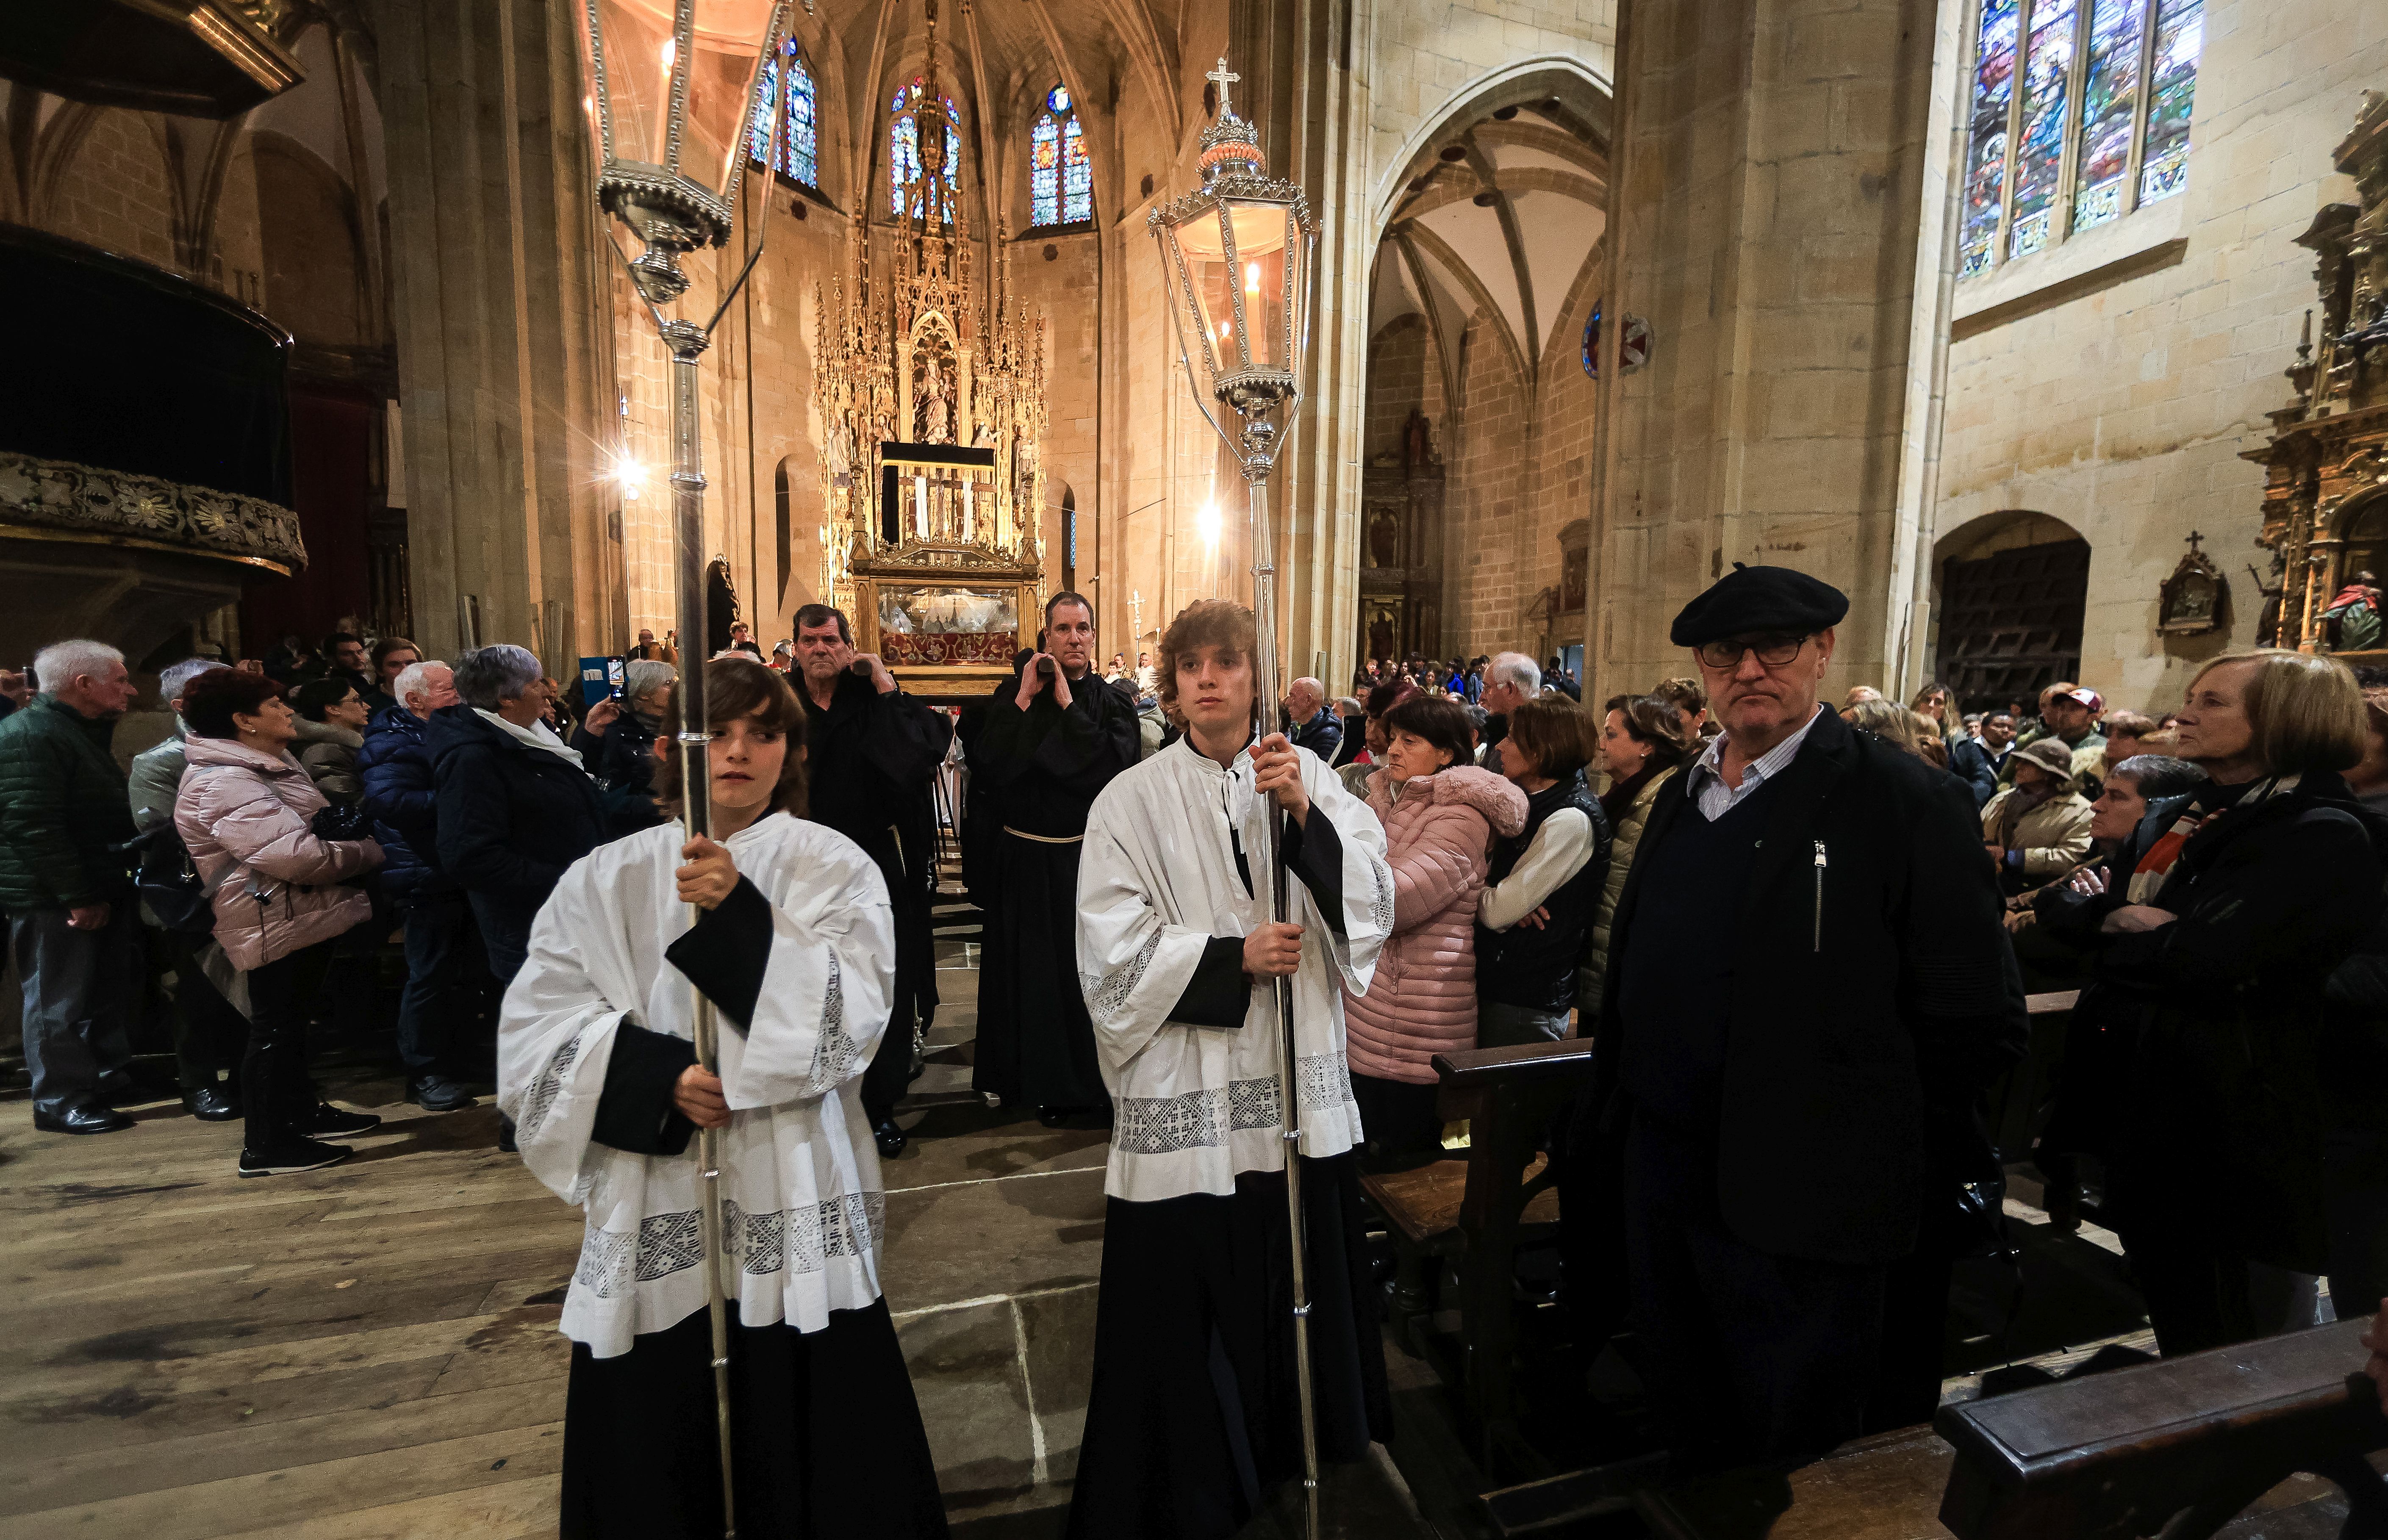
xmin=1029 ymin=83 xmax=1092 ymax=228
xmin=1062 ymin=117 xmax=1090 ymax=222
xmin=747 ymin=39 xmax=817 ymax=188
xmin=2139 ymin=0 xmax=2201 ymax=204
xmin=1031 ymin=115 xmax=1060 ymax=227
xmin=890 ymin=77 xmax=962 ymax=218
xmin=2070 ymin=0 xmax=2143 ymax=230
xmin=1960 ymin=0 xmax=2019 ymax=277
xmin=2007 ymin=0 xmax=2075 ymax=260
xmin=1961 ymin=0 xmax=2200 ymax=274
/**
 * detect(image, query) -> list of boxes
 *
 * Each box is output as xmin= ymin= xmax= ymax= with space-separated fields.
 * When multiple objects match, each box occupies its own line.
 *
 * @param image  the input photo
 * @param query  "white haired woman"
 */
xmin=575 ymin=657 xmax=675 ymax=802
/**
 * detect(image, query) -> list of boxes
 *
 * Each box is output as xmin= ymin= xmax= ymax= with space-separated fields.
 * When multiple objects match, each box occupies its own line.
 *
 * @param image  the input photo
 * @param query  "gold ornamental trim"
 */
xmin=0 ymin=451 xmax=306 ymax=574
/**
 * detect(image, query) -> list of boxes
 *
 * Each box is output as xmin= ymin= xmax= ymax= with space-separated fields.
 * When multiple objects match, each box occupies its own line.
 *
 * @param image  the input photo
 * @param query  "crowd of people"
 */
xmin=9 ymin=567 xmax=2388 ymax=1532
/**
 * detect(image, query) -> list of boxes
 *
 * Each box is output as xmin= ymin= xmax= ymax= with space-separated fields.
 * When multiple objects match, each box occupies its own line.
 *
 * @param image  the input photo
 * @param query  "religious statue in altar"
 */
xmin=811 ymin=0 xmax=1051 ymax=694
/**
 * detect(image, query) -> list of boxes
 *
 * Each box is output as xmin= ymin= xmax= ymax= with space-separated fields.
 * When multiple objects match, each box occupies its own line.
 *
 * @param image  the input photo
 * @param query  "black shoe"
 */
xmin=184 ymin=1086 xmax=241 ymax=1122
xmin=874 ymin=1118 xmax=907 ymax=1159
xmin=407 ymin=1076 xmax=477 ymax=1113
xmin=497 ymin=1115 xmax=518 ymax=1154
xmin=291 ymin=1102 xmax=383 ymax=1137
xmin=239 ymin=1136 xmax=352 ymax=1176
xmin=33 ymin=1100 xmax=134 ymax=1136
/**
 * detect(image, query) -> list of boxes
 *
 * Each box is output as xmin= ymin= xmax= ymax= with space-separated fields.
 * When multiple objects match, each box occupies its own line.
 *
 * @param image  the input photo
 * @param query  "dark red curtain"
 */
xmin=239 ymin=385 xmax=374 ymax=652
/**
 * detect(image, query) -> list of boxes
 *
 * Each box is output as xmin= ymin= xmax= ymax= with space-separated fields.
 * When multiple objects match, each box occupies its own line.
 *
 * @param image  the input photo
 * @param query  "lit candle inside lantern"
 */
xmin=1245 ymin=261 xmax=1261 ymax=297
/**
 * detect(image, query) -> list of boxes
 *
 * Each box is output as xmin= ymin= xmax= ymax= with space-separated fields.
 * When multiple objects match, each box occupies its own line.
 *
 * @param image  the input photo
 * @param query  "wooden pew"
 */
xmin=1985 ymin=989 xmax=2080 ymax=1166
xmin=1935 ymin=1316 xmax=2388 ymax=1539
xmin=1358 ymin=1035 xmax=1598 ymax=1476
xmin=1485 ymin=1319 xmax=2388 ymax=1538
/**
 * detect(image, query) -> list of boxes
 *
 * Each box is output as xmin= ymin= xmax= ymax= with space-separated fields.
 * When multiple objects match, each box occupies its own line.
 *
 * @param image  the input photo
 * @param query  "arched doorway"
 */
xmin=1363 ymin=72 xmax=1608 ymax=667
xmin=1933 ymin=511 xmax=2090 ymax=712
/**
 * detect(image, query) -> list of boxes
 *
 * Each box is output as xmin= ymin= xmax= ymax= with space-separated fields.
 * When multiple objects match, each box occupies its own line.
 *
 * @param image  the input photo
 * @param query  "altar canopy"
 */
xmin=813 ymin=0 xmax=1048 ymax=692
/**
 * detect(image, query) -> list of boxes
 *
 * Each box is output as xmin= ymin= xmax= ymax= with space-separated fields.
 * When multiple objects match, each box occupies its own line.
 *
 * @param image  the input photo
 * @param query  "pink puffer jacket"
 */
xmin=1344 ymin=764 xmax=1528 ymax=1083
xmin=175 ymin=734 xmax=383 ymax=971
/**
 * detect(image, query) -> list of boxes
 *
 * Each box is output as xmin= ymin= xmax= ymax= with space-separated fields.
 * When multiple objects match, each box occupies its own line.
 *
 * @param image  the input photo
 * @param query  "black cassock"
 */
xmin=799 ymin=668 xmax=952 ymax=1123
xmin=968 ymin=667 xmax=1139 ymax=1111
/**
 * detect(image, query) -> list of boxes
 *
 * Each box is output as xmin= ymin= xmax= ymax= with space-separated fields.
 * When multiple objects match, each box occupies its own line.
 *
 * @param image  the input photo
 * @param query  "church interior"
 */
xmin=6 ymin=0 xmax=2388 ymax=1534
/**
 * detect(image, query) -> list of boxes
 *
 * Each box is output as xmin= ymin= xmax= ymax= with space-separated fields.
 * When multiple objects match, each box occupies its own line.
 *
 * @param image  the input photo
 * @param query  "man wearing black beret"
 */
xmin=1582 ymin=564 xmax=2025 ymax=1466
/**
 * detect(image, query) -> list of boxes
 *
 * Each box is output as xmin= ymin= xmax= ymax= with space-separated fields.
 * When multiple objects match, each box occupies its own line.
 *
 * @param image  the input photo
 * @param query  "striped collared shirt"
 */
xmin=1684 ymin=704 xmax=1827 ymax=822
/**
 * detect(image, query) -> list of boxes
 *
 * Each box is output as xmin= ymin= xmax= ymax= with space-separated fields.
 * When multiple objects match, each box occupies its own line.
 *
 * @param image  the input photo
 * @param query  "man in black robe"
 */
xmin=791 ymin=603 xmax=953 ymax=1158
xmin=969 ymin=593 xmax=1139 ymax=1121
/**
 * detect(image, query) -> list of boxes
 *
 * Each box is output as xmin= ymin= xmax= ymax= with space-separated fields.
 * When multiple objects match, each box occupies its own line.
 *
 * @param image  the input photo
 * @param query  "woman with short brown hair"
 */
xmin=1477 ymin=698 xmax=1609 ymax=1045
xmin=1584 ymin=695 xmax=1693 ymax=1010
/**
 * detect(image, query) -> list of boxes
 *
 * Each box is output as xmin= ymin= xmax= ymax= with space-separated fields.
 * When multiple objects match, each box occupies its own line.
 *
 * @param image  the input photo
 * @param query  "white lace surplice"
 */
xmin=1076 ymin=737 xmax=1394 ymax=1202
xmin=498 ymin=812 xmax=895 ymax=1359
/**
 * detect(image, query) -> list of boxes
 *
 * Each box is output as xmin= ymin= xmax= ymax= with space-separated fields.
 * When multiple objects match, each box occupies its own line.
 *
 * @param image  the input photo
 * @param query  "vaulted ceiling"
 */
xmin=1372 ymin=99 xmax=1607 ymax=391
xmin=802 ymin=0 xmax=1192 ymax=231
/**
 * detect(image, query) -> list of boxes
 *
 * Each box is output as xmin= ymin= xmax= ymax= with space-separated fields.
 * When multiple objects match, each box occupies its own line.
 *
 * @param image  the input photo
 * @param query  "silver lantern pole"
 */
xmin=573 ymin=3 xmax=790 ymax=1534
xmin=1150 ymin=57 xmax=1323 ymax=1540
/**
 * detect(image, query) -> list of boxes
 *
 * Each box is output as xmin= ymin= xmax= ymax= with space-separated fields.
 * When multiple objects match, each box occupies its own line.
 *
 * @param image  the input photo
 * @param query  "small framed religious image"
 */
xmin=2158 ymin=535 xmax=2226 ymax=636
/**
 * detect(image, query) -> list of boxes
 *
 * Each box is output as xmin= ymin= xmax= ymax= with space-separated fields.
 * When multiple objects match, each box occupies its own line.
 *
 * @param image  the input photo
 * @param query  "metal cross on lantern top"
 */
xmin=1151 ymin=58 xmax=1315 ymax=480
xmin=572 ymin=4 xmax=790 ymax=1535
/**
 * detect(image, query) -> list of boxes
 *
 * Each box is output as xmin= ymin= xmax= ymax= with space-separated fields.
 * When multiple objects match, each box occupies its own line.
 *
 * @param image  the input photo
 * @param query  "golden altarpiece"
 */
xmin=2247 ymin=93 xmax=2388 ymax=656
xmin=813 ymin=0 xmax=1049 ymax=695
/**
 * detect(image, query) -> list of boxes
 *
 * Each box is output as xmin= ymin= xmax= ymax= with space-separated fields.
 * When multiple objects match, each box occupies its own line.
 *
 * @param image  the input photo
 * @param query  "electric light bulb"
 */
xmin=1198 ymin=502 xmax=1221 ymax=543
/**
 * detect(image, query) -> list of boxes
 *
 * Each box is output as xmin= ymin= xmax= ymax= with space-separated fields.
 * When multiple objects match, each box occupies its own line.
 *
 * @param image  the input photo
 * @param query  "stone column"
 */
xmin=371 ymin=0 xmax=619 ymax=663
xmin=1588 ymin=0 xmax=1941 ymax=696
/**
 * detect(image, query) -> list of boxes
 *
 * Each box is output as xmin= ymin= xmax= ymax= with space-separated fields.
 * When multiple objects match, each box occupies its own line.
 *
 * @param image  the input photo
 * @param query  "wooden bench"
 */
xmin=1483 ymin=1319 xmax=2388 ymax=1538
xmin=1985 ymin=989 xmax=2079 ymax=1166
xmin=1936 ymin=1315 xmax=2388 ymax=1539
xmin=1357 ymin=1035 xmax=1597 ymax=1477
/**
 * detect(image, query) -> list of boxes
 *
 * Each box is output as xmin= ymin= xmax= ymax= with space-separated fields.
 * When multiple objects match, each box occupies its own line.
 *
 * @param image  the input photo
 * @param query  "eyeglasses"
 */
xmin=1695 ymin=633 xmax=1813 ymax=669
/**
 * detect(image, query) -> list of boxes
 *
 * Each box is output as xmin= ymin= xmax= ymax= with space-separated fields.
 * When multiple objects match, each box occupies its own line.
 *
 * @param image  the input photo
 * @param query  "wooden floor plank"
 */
xmin=7 ymin=1422 xmax=565 ymax=1540
xmin=200 ymin=1475 xmax=558 ymax=1540
xmin=0 ymin=1357 xmax=455 ymax=1464
xmin=0 ymin=1244 xmax=577 ymax=1381
xmin=1 ymin=1377 xmax=563 ymax=1516
xmin=10 ymin=1306 xmax=559 ymax=1402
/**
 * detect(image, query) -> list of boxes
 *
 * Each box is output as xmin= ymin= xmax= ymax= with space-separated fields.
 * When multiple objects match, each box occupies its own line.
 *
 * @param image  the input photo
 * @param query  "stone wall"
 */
xmin=1928 ymin=0 xmax=2385 ymax=714
xmin=1590 ymin=0 xmax=1939 ymax=706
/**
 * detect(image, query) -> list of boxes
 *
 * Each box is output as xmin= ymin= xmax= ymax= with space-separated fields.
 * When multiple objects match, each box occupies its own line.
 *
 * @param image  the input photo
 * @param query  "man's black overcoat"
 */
xmin=1590 ymin=706 xmax=2027 ymax=1267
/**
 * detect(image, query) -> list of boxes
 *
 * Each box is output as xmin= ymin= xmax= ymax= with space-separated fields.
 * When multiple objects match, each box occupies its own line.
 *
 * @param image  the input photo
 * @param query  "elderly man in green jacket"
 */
xmin=0 ymin=639 xmax=143 ymax=1134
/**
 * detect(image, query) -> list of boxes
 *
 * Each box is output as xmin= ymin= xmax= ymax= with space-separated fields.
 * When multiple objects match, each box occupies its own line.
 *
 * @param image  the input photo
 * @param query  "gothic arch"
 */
xmin=1371 ymin=58 xmax=1613 ymax=233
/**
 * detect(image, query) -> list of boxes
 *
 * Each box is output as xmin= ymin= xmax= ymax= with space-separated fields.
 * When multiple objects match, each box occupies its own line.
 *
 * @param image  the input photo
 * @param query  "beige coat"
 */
xmin=1582 ymin=765 xmax=1678 ymax=1012
xmin=1980 ymin=785 xmax=2095 ymax=879
xmin=294 ymin=717 xmax=364 ymax=806
xmin=175 ymin=735 xmax=382 ymax=971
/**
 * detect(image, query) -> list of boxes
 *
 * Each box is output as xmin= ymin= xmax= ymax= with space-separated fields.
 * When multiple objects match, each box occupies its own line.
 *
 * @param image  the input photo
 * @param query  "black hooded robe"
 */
xmin=967 ymin=667 xmax=1139 ymax=1111
xmin=798 ymin=669 xmax=952 ymax=1125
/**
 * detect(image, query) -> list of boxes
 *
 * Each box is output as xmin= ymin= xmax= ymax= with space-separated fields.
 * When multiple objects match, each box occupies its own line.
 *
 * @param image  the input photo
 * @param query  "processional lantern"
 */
xmin=1149 ymin=59 xmax=1315 ymax=480
xmin=572 ymin=5 xmax=787 ymax=1536
xmin=1149 ymin=56 xmax=1327 ymax=1540
xmin=579 ymin=0 xmax=782 ymax=301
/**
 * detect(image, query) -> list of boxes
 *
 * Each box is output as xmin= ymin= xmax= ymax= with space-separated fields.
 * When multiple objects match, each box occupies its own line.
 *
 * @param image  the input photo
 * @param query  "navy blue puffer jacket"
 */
xmin=357 ymin=704 xmax=447 ymax=903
